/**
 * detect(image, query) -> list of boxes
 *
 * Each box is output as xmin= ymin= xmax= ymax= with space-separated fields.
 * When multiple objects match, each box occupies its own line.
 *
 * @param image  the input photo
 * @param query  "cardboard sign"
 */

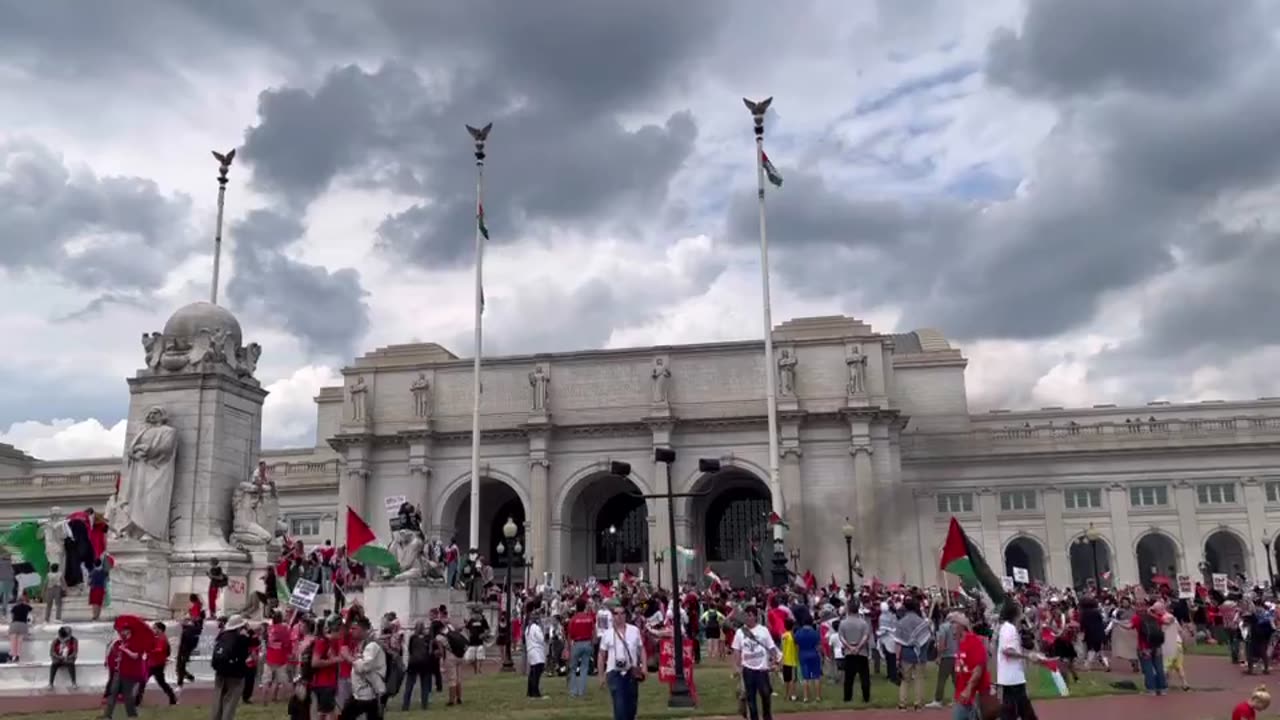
xmin=290 ymin=579 xmax=321 ymax=611
xmin=384 ymin=496 xmax=407 ymax=515
xmin=1012 ymin=567 xmax=1030 ymax=584
xmin=1212 ymin=573 xmax=1229 ymax=594
xmin=1002 ymin=576 xmax=1015 ymax=591
xmin=658 ymin=637 xmax=695 ymax=685
xmin=1177 ymin=574 xmax=1194 ymax=599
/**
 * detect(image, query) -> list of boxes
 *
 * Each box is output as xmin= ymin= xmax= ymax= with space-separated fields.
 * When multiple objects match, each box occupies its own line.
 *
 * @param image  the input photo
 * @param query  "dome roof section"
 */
xmin=162 ymin=301 xmax=243 ymax=346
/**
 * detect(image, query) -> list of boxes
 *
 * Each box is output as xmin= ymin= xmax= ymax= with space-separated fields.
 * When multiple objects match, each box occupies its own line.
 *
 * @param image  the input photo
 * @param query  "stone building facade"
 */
xmin=3 ymin=314 xmax=1279 ymax=590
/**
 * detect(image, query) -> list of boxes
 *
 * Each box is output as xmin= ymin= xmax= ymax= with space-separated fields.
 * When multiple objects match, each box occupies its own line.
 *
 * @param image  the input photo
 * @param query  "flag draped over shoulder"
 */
xmin=1 ymin=521 xmax=48 ymax=580
xmin=939 ymin=517 xmax=1006 ymax=605
xmin=345 ymin=507 xmax=400 ymax=574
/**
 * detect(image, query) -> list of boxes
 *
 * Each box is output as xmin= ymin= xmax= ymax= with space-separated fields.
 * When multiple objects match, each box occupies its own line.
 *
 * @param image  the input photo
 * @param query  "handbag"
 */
xmin=614 ymin=627 xmax=645 ymax=683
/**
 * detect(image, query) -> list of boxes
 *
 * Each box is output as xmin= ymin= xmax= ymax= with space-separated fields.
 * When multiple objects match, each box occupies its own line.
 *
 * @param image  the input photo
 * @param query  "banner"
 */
xmin=658 ymin=637 xmax=695 ymax=685
xmin=1212 ymin=573 xmax=1229 ymax=594
xmin=1176 ymin=574 xmax=1194 ymax=599
xmin=290 ymin=579 xmax=321 ymax=611
xmin=1012 ymin=567 xmax=1029 ymax=584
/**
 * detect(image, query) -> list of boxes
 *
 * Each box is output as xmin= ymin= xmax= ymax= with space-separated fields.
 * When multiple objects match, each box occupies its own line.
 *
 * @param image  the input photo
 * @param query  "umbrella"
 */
xmin=113 ymin=614 xmax=157 ymax=652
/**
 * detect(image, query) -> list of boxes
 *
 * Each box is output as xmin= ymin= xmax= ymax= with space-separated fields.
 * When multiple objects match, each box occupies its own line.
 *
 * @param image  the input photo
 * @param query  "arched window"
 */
xmin=595 ymin=493 xmax=648 ymax=564
xmin=704 ymin=488 xmax=770 ymax=562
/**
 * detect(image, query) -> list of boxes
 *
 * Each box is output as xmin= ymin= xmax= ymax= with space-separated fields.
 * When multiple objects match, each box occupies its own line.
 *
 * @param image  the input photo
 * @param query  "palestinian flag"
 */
xmin=477 ymin=203 xmax=490 ymax=241
xmin=761 ymin=151 xmax=783 ymax=188
xmin=345 ymin=507 xmax=400 ymax=574
xmin=939 ymin=517 xmax=1006 ymax=605
xmin=1 ymin=520 xmax=48 ymax=580
xmin=767 ymin=511 xmax=789 ymax=531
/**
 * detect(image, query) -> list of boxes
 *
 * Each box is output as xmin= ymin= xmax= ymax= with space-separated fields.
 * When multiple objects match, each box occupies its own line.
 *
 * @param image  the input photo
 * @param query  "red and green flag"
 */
xmin=346 ymin=507 xmax=400 ymax=574
xmin=939 ymin=517 xmax=1005 ymax=605
xmin=477 ymin=203 xmax=490 ymax=241
xmin=761 ymin=151 xmax=783 ymax=188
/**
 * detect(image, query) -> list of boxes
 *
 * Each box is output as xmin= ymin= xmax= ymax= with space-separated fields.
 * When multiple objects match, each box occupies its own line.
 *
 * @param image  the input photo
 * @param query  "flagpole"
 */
xmin=466 ymin=122 xmax=492 ymax=555
xmin=744 ymin=98 xmax=785 ymax=551
xmin=209 ymin=148 xmax=236 ymax=305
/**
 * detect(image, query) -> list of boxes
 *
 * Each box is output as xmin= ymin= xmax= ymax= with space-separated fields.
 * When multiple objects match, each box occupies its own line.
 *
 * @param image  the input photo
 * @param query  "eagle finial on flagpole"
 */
xmin=742 ymin=97 xmax=772 ymax=118
xmin=209 ymin=147 xmax=237 ymax=304
xmin=466 ymin=122 xmax=493 ymax=143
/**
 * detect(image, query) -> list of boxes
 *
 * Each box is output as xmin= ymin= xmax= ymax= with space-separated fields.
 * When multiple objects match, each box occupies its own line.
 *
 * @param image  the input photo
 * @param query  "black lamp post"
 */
xmin=616 ymin=452 xmax=707 ymax=708
xmin=789 ymin=548 xmax=799 ymax=574
xmin=654 ymin=550 xmax=665 ymax=589
xmin=498 ymin=517 xmax=518 ymax=672
xmin=1264 ymin=535 xmax=1275 ymax=592
xmin=1083 ymin=523 xmax=1102 ymax=591
xmin=603 ymin=524 xmax=617 ymax=582
xmin=841 ymin=518 xmax=855 ymax=590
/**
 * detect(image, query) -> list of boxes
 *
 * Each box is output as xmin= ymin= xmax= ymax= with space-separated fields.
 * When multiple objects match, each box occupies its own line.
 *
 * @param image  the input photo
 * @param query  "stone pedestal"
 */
xmin=363 ymin=579 xmax=468 ymax=623
xmin=108 ymin=540 xmax=176 ymax=617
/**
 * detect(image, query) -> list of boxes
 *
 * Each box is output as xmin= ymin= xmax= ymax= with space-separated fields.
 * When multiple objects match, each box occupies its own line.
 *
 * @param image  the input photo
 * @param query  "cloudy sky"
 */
xmin=4 ymin=0 xmax=1279 ymax=460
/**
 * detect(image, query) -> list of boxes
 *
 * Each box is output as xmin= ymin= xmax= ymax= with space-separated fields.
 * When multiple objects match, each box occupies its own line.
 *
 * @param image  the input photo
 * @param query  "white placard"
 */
xmin=1212 ymin=573 xmax=1229 ymax=594
xmin=1012 ymin=567 xmax=1029 ymax=584
xmin=289 ymin=579 xmax=321 ymax=611
xmin=1177 ymin=574 xmax=1194 ymax=599
xmin=1002 ymin=575 xmax=1015 ymax=591
xmin=384 ymin=496 xmax=407 ymax=515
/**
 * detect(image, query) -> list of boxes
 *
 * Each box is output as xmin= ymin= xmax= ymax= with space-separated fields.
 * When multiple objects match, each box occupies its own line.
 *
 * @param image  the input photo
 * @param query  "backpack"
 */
xmin=445 ymin=629 xmax=467 ymax=659
xmin=408 ymin=634 xmax=431 ymax=666
xmin=380 ymin=639 xmax=404 ymax=696
xmin=1138 ymin=614 xmax=1165 ymax=648
xmin=210 ymin=631 xmax=245 ymax=676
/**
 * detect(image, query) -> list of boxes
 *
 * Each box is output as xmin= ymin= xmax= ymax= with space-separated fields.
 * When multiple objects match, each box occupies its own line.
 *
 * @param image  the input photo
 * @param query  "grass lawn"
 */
xmin=1186 ymin=643 xmax=1231 ymax=657
xmin=3 ymin=660 xmax=1129 ymax=720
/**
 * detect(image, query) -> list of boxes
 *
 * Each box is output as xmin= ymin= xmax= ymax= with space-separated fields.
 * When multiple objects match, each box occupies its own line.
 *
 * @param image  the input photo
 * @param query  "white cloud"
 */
xmin=262 ymin=364 xmax=342 ymax=448
xmin=0 ymin=417 xmax=126 ymax=460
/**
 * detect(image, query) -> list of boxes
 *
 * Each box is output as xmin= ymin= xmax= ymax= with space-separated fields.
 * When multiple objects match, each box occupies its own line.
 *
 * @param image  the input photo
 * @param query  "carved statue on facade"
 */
xmin=142 ymin=333 xmax=163 ymax=370
xmin=349 ymin=376 xmax=369 ymax=421
xmin=846 ymin=346 xmax=867 ymax=396
xmin=410 ymin=373 xmax=432 ymax=419
xmin=112 ymin=406 xmax=179 ymax=543
xmin=651 ymin=358 xmax=672 ymax=404
xmin=777 ymin=349 xmax=798 ymax=397
xmin=528 ymin=365 xmax=550 ymax=412
xmin=235 ymin=343 xmax=262 ymax=378
xmin=230 ymin=478 xmax=277 ymax=549
xmin=42 ymin=506 xmax=68 ymax=574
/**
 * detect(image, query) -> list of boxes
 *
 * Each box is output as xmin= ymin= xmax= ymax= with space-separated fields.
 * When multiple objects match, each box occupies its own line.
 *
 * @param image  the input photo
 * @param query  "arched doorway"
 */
xmin=689 ymin=468 xmax=772 ymax=586
xmin=442 ymin=477 xmax=527 ymax=566
xmin=1135 ymin=532 xmax=1179 ymax=588
xmin=558 ymin=471 xmax=649 ymax=580
xmin=1003 ymin=536 xmax=1047 ymax=583
xmin=1069 ymin=534 xmax=1113 ymax=589
xmin=1204 ymin=530 xmax=1247 ymax=580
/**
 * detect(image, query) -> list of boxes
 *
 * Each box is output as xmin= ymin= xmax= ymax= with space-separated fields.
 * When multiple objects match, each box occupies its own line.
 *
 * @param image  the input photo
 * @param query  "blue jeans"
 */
xmin=951 ymin=702 xmax=978 ymax=720
xmin=606 ymin=671 xmax=638 ymax=720
xmin=1140 ymin=649 xmax=1167 ymax=692
xmin=447 ymin=562 xmax=458 ymax=587
xmin=401 ymin=667 xmax=430 ymax=710
xmin=569 ymin=641 xmax=593 ymax=697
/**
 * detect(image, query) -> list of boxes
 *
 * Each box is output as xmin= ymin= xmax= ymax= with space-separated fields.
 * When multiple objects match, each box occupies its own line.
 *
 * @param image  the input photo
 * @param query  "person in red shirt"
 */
xmin=566 ymin=597 xmax=597 ymax=698
xmin=264 ymin=612 xmax=294 ymax=703
xmin=767 ymin=596 xmax=788 ymax=644
xmin=951 ymin=612 xmax=990 ymax=719
xmin=103 ymin=626 xmax=147 ymax=719
xmin=310 ymin=619 xmax=344 ymax=720
xmin=1131 ymin=601 xmax=1169 ymax=694
xmin=242 ymin=624 xmax=263 ymax=703
xmin=1233 ymin=684 xmax=1271 ymax=720
xmin=135 ymin=621 xmax=176 ymax=706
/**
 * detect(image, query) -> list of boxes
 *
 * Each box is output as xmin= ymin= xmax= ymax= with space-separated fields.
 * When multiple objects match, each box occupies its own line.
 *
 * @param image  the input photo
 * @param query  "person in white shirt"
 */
xmin=996 ymin=602 xmax=1039 ymax=719
xmin=524 ymin=609 xmax=549 ymax=699
xmin=733 ymin=606 xmax=781 ymax=720
xmin=344 ymin=617 xmax=387 ymax=720
xmin=597 ymin=605 xmax=644 ymax=720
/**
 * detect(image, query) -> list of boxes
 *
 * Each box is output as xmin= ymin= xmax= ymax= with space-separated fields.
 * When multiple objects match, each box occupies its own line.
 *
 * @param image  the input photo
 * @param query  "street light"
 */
xmin=654 ymin=550 xmax=665 ymax=589
xmin=499 ymin=516 xmax=518 ymax=672
xmin=1082 ymin=523 xmax=1103 ymax=591
xmin=841 ymin=518 xmax=855 ymax=590
xmin=603 ymin=524 xmax=617 ymax=582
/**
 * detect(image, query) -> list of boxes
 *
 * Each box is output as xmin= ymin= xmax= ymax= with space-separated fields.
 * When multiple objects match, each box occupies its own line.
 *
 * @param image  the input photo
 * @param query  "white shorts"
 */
xmin=464 ymin=645 xmax=486 ymax=663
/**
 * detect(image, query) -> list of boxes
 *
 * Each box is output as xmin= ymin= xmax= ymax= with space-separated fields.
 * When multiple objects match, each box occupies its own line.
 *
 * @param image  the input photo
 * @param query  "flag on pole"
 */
xmin=477 ymin=203 xmax=490 ymax=240
xmin=767 ymin=511 xmax=789 ymax=531
xmin=704 ymin=567 xmax=723 ymax=587
xmin=345 ymin=507 xmax=400 ymax=574
xmin=761 ymin=151 xmax=783 ymax=188
xmin=939 ymin=517 xmax=1006 ymax=605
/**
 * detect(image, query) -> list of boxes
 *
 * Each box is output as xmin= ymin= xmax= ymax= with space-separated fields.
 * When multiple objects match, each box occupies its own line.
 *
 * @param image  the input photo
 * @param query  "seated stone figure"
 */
xmin=390 ymin=529 xmax=426 ymax=580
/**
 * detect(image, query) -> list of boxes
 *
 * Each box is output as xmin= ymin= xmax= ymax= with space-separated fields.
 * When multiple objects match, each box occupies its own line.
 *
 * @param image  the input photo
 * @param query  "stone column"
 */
xmin=1042 ymin=486 xmax=1069 ymax=587
xmin=977 ymin=489 xmax=1003 ymax=572
xmin=913 ymin=492 xmax=938 ymax=587
xmin=1243 ymin=477 xmax=1269 ymax=581
xmin=338 ymin=467 xmax=370 ymax=546
xmin=850 ymin=440 xmax=877 ymax=577
xmin=647 ymin=417 xmax=677 ymax=585
xmin=405 ymin=430 xmax=434 ymax=537
xmin=1173 ymin=480 xmax=1200 ymax=573
xmin=1107 ymin=483 xmax=1137 ymax=585
xmin=529 ymin=458 xmax=550 ymax=580
xmin=779 ymin=446 xmax=804 ymax=566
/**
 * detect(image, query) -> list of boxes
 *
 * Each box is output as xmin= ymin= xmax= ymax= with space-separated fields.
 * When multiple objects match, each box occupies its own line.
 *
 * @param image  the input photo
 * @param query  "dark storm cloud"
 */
xmin=0 ymin=139 xmax=195 ymax=291
xmin=225 ymin=209 xmax=370 ymax=357
xmin=986 ymin=0 xmax=1268 ymax=98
